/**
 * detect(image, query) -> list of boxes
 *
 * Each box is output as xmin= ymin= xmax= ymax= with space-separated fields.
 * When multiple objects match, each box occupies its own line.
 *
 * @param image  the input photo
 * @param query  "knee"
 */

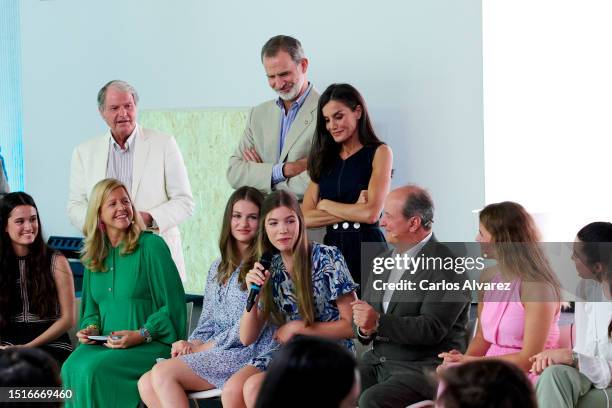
xmin=541 ymin=365 xmax=575 ymax=382
xmin=537 ymin=364 xmax=576 ymax=389
xmin=221 ymin=375 xmax=245 ymax=407
xmin=359 ymin=384 xmax=384 ymax=408
xmin=150 ymin=362 xmax=173 ymax=388
xmin=243 ymin=375 xmax=262 ymax=407
xmin=137 ymin=372 xmax=154 ymax=399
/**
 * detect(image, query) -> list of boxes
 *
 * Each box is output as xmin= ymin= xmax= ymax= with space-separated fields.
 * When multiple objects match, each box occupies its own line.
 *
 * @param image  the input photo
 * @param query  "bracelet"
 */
xmin=139 ymin=327 xmax=152 ymax=343
xmin=571 ymin=351 xmax=579 ymax=367
xmin=86 ymin=324 xmax=99 ymax=330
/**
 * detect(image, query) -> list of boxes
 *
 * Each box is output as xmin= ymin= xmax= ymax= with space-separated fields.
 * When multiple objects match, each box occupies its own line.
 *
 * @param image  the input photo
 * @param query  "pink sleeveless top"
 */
xmin=481 ymin=271 xmax=560 ymax=381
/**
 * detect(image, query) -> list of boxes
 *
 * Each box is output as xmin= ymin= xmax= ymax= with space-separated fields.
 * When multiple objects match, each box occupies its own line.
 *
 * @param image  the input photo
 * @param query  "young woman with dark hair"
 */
xmin=222 ymin=190 xmax=358 ymax=408
xmin=303 ymin=83 xmax=392 ymax=287
xmin=0 ymin=192 xmax=74 ymax=363
xmin=436 ymin=360 xmax=537 ymax=408
xmin=532 ymin=221 xmax=612 ymax=407
xmin=138 ymin=186 xmax=276 ymax=407
xmin=254 ymin=336 xmax=360 ymax=408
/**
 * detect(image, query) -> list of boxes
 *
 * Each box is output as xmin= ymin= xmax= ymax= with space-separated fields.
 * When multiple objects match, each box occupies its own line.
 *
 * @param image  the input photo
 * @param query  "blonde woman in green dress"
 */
xmin=61 ymin=178 xmax=186 ymax=408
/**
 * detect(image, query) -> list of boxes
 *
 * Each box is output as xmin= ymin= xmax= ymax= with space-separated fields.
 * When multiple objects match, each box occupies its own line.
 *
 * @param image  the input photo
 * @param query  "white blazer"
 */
xmin=67 ymin=125 xmax=194 ymax=280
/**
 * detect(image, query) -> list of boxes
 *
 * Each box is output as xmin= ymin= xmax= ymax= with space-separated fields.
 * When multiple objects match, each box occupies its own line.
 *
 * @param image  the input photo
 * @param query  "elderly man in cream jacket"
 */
xmin=68 ymin=80 xmax=194 ymax=280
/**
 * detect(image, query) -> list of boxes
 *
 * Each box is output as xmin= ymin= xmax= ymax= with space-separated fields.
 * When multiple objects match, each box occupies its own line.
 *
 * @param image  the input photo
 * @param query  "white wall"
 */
xmin=20 ymin=0 xmax=484 ymax=241
xmin=482 ymin=0 xmax=612 ymax=240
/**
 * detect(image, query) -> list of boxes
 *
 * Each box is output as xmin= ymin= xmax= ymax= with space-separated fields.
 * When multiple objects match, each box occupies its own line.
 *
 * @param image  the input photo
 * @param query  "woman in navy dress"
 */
xmin=138 ymin=187 xmax=275 ymax=407
xmin=302 ymin=83 xmax=393 ymax=287
xmin=222 ymin=190 xmax=358 ymax=408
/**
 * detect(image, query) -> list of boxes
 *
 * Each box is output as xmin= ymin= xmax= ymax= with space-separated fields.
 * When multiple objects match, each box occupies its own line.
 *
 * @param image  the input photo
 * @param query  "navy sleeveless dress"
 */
xmin=318 ymin=144 xmax=387 ymax=288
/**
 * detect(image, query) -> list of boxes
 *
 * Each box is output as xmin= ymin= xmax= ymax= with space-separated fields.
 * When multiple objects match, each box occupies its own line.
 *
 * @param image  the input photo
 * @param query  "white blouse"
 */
xmin=574 ymin=279 xmax=612 ymax=389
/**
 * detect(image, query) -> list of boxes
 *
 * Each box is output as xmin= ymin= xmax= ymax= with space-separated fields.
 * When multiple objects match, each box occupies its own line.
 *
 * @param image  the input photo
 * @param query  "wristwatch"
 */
xmin=139 ymin=327 xmax=152 ymax=343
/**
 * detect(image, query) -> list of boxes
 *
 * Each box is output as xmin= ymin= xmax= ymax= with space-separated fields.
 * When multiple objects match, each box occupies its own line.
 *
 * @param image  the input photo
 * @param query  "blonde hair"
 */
xmin=81 ymin=178 xmax=144 ymax=272
xmin=253 ymin=190 xmax=315 ymax=326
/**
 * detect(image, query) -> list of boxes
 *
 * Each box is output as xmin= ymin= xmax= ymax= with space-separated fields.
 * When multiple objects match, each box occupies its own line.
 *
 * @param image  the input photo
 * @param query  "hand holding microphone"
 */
xmin=246 ymin=252 xmax=274 ymax=312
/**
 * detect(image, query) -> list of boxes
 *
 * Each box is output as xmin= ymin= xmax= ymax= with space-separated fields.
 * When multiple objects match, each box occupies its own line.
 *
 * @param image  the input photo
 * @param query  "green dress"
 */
xmin=61 ymin=232 xmax=186 ymax=408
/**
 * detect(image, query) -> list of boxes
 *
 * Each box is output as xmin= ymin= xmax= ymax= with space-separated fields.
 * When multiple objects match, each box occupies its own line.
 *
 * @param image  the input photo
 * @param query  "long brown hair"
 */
xmin=80 ymin=179 xmax=144 ymax=272
xmin=254 ymin=190 xmax=315 ymax=326
xmin=0 ymin=192 xmax=58 ymax=329
xmin=479 ymin=201 xmax=561 ymax=300
xmin=217 ymin=187 xmax=264 ymax=289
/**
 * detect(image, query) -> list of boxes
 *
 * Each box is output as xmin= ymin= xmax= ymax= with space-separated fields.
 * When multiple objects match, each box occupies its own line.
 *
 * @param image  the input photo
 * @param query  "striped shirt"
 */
xmin=106 ymin=127 xmax=136 ymax=191
xmin=271 ymin=82 xmax=313 ymax=186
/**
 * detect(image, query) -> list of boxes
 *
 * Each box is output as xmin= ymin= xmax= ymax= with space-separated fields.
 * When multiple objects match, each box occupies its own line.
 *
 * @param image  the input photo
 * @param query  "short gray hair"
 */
xmin=261 ymin=35 xmax=305 ymax=63
xmin=97 ymin=80 xmax=139 ymax=111
xmin=402 ymin=185 xmax=434 ymax=230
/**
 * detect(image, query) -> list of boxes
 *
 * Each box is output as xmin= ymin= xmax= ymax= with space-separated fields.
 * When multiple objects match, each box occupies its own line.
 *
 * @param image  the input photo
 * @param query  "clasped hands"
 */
xmin=528 ymin=348 xmax=573 ymax=374
xmin=76 ymin=326 xmax=144 ymax=349
xmin=170 ymin=340 xmax=214 ymax=357
xmin=437 ymin=348 xmax=573 ymax=374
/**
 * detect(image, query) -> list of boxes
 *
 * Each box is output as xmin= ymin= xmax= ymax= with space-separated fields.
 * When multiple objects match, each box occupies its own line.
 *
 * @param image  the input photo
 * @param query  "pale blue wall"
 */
xmin=19 ymin=0 xmax=484 ymax=241
xmin=0 ymin=0 xmax=24 ymax=191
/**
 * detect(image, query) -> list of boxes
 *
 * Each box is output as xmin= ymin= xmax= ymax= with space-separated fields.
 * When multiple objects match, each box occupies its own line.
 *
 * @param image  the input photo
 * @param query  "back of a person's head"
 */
xmin=255 ymin=336 xmax=357 ymax=408
xmin=437 ymin=360 xmax=536 ymax=408
xmin=0 ymin=348 xmax=61 ymax=387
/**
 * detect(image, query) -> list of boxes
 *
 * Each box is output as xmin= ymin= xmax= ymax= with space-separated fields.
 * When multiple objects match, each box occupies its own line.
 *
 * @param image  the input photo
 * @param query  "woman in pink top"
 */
xmin=438 ymin=201 xmax=561 ymax=381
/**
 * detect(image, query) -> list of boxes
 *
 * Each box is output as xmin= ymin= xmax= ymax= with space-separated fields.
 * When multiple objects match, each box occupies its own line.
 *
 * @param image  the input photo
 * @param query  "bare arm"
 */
xmin=317 ymin=145 xmax=393 ymax=224
xmin=465 ymin=301 xmax=491 ymax=356
xmin=25 ymin=255 xmax=76 ymax=348
xmin=300 ymin=292 xmax=356 ymax=339
xmin=302 ymin=182 xmax=344 ymax=228
xmin=239 ymin=263 xmax=270 ymax=346
xmin=274 ymin=292 xmax=357 ymax=343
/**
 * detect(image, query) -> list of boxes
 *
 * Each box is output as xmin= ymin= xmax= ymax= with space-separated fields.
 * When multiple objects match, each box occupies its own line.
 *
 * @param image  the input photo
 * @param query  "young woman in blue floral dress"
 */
xmin=138 ymin=186 xmax=276 ymax=407
xmin=222 ymin=190 xmax=358 ymax=408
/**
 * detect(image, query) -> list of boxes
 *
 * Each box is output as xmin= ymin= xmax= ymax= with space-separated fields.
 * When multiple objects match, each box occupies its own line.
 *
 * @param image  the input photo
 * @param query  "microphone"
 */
xmin=246 ymin=251 xmax=274 ymax=312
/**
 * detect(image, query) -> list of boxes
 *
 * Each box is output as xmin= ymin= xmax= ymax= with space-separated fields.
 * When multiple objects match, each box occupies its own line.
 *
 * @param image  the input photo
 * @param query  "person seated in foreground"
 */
xmin=254 ymin=336 xmax=360 ymax=408
xmin=436 ymin=360 xmax=537 ymax=408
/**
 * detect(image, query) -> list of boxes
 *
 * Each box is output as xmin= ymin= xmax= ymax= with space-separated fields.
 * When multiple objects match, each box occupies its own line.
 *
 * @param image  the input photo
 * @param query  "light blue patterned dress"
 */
xmin=250 ymin=242 xmax=359 ymax=371
xmin=180 ymin=259 xmax=276 ymax=388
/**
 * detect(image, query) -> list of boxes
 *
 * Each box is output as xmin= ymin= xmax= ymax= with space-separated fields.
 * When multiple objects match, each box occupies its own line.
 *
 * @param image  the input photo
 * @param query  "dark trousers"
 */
xmin=359 ymin=359 xmax=436 ymax=408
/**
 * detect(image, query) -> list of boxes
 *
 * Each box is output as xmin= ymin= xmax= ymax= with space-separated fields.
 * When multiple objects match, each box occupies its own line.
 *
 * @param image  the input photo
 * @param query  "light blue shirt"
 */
xmin=271 ymin=83 xmax=313 ymax=187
